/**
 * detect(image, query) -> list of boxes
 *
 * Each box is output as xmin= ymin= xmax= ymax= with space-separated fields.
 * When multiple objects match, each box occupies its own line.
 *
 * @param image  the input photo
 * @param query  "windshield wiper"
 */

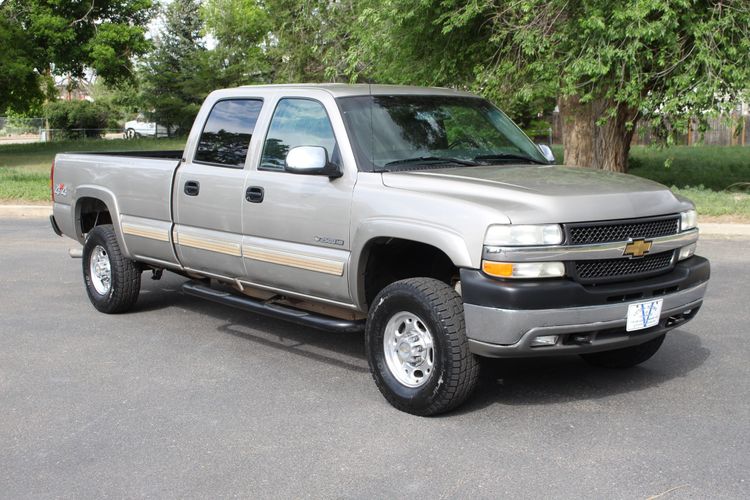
xmin=383 ymin=156 xmax=479 ymax=168
xmin=474 ymin=153 xmax=546 ymax=165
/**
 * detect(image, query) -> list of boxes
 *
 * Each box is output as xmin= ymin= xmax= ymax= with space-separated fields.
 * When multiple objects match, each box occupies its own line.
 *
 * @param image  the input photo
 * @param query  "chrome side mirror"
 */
xmin=285 ymin=146 xmax=341 ymax=178
xmin=537 ymin=144 xmax=555 ymax=163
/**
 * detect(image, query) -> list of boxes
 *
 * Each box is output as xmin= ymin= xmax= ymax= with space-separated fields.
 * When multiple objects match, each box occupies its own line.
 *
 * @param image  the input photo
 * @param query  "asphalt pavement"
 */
xmin=1 ymin=218 xmax=748 ymax=499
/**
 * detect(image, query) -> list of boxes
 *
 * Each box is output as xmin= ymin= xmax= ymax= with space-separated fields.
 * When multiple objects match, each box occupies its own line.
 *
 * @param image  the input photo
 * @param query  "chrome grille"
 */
xmin=566 ymin=216 xmax=680 ymax=245
xmin=573 ymin=251 xmax=675 ymax=283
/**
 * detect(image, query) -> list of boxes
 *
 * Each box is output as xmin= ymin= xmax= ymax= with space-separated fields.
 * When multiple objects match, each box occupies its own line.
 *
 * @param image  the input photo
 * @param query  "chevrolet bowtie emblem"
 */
xmin=623 ymin=238 xmax=653 ymax=258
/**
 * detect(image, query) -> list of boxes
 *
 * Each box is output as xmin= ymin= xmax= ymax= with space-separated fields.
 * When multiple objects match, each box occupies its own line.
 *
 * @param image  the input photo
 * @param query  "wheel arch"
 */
xmin=350 ymin=221 xmax=476 ymax=310
xmin=73 ymin=186 xmax=129 ymax=257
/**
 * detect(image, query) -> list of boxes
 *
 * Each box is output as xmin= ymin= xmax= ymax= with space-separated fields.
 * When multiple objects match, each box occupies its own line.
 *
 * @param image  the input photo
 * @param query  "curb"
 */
xmin=1 ymin=205 xmax=749 ymax=237
xmin=700 ymin=223 xmax=750 ymax=238
xmin=0 ymin=205 xmax=52 ymax=218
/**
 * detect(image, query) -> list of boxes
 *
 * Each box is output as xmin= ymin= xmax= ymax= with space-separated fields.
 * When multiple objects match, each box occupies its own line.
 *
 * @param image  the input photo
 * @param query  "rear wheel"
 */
xmin=580 ymin=334 xmax=666 ymax=368
xmin=365 ymin=278 xmax=479 ymax=416
xmin=82 ymin=224 xmax=141 ymax=313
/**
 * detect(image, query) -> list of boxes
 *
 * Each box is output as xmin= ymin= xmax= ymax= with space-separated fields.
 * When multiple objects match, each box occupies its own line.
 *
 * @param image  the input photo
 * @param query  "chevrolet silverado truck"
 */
xmin=50 ymin=84 xmax=710 ymax=415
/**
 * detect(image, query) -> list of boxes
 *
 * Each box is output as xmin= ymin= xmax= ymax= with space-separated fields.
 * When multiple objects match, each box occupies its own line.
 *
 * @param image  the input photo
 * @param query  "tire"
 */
xmin=580 ymin=334 xmax=666 ymax=369
xmin=125 ymin=128 xmax=137 ymax=139
xmin=365 ymin=278 xmax=479 ymax=416
xmin=82 ymin=224 xmax=141 ymax=314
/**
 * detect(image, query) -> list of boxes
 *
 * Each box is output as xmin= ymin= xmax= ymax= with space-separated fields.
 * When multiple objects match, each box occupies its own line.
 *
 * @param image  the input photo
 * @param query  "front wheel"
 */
xmin=365 ymin=278 xmax=479 ymax=416
xmin=580 ymin=334 xmax=666 ymax=368
xmin=82 ymin=224 xmax=141 ymax=313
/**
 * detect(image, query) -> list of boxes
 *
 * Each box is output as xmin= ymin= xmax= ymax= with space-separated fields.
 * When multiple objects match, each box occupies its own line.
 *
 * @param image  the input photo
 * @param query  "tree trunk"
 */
xmin=559 ymin=96 xmax=638 ymax=173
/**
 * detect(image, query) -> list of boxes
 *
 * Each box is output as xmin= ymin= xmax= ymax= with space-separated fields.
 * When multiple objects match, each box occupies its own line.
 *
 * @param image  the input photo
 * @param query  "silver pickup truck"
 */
xmin=50 ymin=84 xmax=710 ymax=415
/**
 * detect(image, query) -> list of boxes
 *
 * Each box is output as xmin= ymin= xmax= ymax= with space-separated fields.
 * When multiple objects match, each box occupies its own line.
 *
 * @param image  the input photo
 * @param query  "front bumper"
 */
xmin=461 ymin=256 xmax=710 ymax=358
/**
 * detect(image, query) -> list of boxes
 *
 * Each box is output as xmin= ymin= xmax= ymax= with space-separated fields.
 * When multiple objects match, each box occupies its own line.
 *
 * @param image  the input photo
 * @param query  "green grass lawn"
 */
xmin=0 ymin=137 xmax=186 ymax=203
xmin=550 ymin=145 xmax=750 ymax=220
xmin=2 ymin=140 xmax=748 ymax=220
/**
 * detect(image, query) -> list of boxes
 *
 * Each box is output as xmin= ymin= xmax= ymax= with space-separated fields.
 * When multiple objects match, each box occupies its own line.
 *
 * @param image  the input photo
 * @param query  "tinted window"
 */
xmin=260 ymin=99 xmax=337 ymax=171
xmin=337 ymin=95 xmax=547 ymax=171
xmin=195 ymin=99 xmax=263 ymax=167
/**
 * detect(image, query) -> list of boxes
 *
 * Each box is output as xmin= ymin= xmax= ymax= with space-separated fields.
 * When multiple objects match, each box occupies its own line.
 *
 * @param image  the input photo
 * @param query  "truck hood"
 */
xmin=381 ymin=165 xmax=690 ymax=224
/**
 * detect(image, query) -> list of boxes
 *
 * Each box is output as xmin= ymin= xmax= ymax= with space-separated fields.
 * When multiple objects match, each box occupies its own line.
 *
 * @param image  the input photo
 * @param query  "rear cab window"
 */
xmin=194 ymin=99 xmax=263 ymax=168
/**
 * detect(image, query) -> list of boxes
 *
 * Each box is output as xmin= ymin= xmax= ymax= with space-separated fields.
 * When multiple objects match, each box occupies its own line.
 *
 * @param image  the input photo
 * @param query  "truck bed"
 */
xmin=52 ymin=150 xmax=184 ymax=258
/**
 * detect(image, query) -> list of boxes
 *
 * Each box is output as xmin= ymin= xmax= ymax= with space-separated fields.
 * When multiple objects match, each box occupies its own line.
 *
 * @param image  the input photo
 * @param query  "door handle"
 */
xmin=246 ymin=186 xmax=264 ymax=203
xmin=184 ymin=180 xmax=200 ymax=196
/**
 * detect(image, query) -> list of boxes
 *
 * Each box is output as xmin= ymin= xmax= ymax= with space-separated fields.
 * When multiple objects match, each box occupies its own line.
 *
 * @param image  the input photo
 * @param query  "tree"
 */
xmin=200 ymin=0 xmax=359 ymax=85
xmin=201 ymin=0 xmax=272 ymax=85
xmin=345 ymin=0 xmax=750 ymax=172
xmin=265 ymin=0 xmax=360 ymax=82
xmin=44 ymin=100 xmax=112 ymax=139
xmin=0 ymin=15 xmax=42 ymax=113
xmin=442 ymin=0 xmax=750 ymax=171
xmin=0 ymin=0 xmax=154 ymax=112
xmin=139 ymin=0 xmax=207 ymax=132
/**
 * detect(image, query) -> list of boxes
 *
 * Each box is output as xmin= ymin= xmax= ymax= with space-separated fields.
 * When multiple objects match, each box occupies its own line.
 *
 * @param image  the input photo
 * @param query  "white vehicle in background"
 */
xmin=124 ymin=117 xmax=170 ymax=139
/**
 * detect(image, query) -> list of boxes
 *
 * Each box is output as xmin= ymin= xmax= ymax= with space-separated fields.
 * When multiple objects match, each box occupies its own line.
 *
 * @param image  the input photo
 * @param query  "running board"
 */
xmin=181 ymin=281 xmax=365 ymax=333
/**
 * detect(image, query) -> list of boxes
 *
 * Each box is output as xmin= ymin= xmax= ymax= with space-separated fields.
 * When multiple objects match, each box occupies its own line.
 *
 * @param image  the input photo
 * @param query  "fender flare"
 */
xmin=73 ymin=185 xmax=130 ymax=258
xmin=349 ymin=218 xmax=477 ymax=309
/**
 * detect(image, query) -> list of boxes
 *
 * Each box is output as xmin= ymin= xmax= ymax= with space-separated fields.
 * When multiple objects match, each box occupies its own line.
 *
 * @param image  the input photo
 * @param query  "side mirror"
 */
xmin=537 ymin=144 xmax=555 ymax=163
xmin=285 ymin=146 xmax=342 ymax=178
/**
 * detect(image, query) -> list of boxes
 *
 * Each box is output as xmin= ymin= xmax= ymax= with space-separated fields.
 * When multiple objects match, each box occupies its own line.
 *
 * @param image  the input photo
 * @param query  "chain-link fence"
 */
xmin=0 ymin=117 xmax=171 ymax=144
xmin=0 ymin=117 xmax=45 ymax=144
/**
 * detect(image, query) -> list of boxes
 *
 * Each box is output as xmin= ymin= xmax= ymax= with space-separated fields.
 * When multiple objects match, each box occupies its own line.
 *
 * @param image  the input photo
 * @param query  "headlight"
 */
xmin=680 ymin=210 xmax=697 ymax=231
xmin=485 ymin=224 xmax=563 ymax=246
xmin=482 ymin=260 xmax=565 ymax=279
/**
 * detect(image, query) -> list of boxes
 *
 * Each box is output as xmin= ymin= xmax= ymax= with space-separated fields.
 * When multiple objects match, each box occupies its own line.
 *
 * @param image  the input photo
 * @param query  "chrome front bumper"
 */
xmin=464 ymin=281 xmax=707 ymax=358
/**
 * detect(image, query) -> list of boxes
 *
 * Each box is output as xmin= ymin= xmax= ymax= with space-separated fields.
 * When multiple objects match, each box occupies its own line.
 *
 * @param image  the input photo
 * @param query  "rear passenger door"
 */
xmin=173 ymin=98 xmax=263 ymax=278
xmin=240 ymin=94 xmax=356 ymax=304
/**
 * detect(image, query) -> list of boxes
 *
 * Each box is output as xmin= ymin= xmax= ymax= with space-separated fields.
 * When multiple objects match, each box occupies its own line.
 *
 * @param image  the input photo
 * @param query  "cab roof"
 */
xmin=236 ymin=83 xmax=478 ymax=98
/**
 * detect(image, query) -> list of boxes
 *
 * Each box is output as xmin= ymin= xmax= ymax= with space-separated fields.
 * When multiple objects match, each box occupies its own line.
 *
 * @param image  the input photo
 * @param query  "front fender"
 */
xmin=349 ymin=218 xmax=477 ymax=310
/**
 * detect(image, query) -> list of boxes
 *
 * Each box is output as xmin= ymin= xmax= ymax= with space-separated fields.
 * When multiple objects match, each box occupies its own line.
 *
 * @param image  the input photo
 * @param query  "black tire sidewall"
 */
xmin=82 ymin=225 xmax=140 ymax=313
xmin=366 ymin=284 xmax=458 ymax=411
xmin=83 ymin=228 xmax=116 ymax=308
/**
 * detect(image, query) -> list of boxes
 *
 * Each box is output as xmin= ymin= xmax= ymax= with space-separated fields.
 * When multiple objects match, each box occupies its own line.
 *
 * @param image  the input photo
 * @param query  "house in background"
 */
xmin=55 ymin=75 xmax=93 ymax=102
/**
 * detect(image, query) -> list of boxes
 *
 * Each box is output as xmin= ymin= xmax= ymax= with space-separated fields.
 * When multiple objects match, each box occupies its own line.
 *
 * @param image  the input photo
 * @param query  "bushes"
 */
xmin=44 ymin=100 xmax=112 ymax=140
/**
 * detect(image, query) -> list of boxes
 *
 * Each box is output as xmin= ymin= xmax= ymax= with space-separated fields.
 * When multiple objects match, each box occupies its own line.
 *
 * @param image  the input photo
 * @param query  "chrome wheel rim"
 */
xmin=89 ymin=245 xmax=111 ymax=295
xmin=383 ymin=311 xmax=435 ymax=388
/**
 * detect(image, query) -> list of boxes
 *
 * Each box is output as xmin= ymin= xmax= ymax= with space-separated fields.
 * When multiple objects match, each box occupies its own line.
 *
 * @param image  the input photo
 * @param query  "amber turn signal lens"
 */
xmin=482 ymin=261 xmax=514 ymax=277
xmin=482 ymin=260 xmax=566 ymax=279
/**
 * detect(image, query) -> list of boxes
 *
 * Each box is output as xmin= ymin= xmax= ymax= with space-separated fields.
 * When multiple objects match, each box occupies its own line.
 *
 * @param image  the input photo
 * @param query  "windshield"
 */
xmin=336 ymin=95 xmax=548 ymax=172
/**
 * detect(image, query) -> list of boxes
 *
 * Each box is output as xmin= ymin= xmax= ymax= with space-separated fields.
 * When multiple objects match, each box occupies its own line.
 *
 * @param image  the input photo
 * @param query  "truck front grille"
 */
xmin=566 ymin=216 xmax=680 ymax=245
xmin=572 ymin=251 xmax=676 ymax=284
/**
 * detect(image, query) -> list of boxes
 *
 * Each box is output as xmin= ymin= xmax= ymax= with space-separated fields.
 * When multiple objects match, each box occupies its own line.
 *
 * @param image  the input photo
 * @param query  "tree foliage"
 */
xmin=138 ymin=0 xmax=207 ymax=132
xmin=201 ymin=0 xmax=272 ymax=84
xmin=44 ymin=100 xmax=112 ymax=139
xmin=0 ymin=0 xmax=154 ymax=113
xmin=0 ymin=15 xmax=42 ymax=113
xmin=361 ymin=0 xmax=749 ymax=171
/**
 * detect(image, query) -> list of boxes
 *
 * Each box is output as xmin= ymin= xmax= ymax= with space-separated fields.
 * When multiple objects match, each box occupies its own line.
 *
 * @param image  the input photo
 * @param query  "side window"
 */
xmin=194 ymin=99 xmax=263 ymax=167
xmin=260 ymin=98 xmax=337 ymax=171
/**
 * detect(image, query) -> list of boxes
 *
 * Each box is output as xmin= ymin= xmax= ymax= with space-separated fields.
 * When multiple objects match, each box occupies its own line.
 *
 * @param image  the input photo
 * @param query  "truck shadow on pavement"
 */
xmin=454 ymin=331 xmax=710 ymax=415
xmin=136 ymin=277 xmax=711 ymax=413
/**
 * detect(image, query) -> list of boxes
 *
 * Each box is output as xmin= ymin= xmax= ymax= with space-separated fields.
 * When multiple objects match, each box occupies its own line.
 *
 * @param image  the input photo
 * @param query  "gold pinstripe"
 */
xmin=121 ymin=223 xmax=170 ymax=242
xmin=175 ymin=232 xmax=242 ymax=257
xmin=243 ymin=245 xmax=344 ymax=276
